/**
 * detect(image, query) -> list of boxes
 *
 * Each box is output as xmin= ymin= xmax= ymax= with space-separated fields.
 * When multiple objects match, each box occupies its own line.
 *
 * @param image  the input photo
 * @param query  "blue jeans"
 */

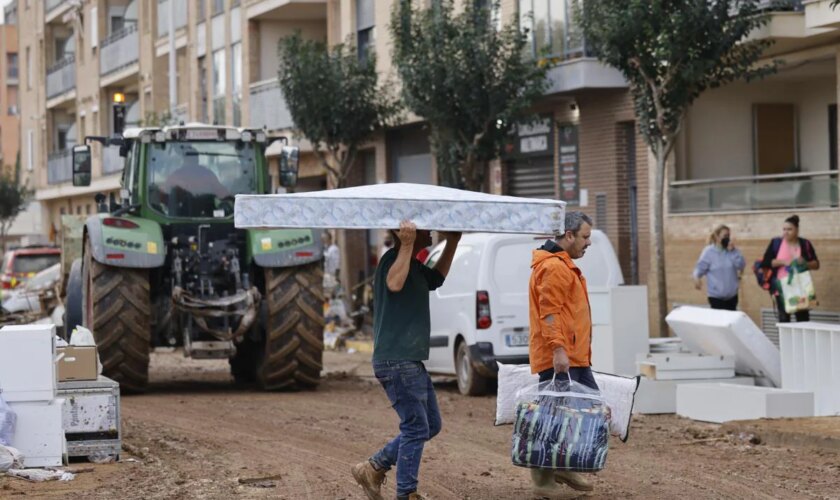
xmin=370 ymin=360 xmax=442 ymax=497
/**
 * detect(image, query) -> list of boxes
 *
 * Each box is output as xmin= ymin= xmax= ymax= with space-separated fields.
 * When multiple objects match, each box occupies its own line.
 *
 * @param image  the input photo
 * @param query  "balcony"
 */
xmin=46 ymin=55 xmax=76 ymax=100
xmin=45 ymin=0 xmax=71 ymax=23
xmin=6 ymin=67 xmax=18 ymax=85
xmin=669 ymin=171 xmax=839 ymax=214
xmin=100 ymin=24 xmax=139 ymax=78
xmin=102 ymin=146 xmax=124 ymax=175
xmin=47 ymin=150 xmax=72 ymax=185
xmin=157 ymin=0 xmax=188 ymax=38
xmin=249 ymin=79 xmax=293 ymax=130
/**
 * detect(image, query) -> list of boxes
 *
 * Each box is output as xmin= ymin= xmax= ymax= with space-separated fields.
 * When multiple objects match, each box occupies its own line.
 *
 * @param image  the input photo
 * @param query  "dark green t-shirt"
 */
xmin=373 ymin=248 xmax=446 ymax=361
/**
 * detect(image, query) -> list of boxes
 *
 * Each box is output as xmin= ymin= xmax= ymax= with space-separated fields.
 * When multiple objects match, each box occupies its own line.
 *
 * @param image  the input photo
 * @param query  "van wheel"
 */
xmin=455 ymin=341 xmax=489 ymax=396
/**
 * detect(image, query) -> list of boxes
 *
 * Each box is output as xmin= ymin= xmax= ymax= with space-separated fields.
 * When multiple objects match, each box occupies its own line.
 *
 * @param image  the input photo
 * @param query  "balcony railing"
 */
xmin=757 ymin=0 xmax=803 ymax=11
xmin=7 ymin=67 xmax=18 ymax=81
xmin=45 ymin=0 xmax=64 ymax=14
xmin=520 ymin=0 xmax=595 ymax=64
xmin=47 ymin=150 xmax=72 ymax=185
xmin=249 ymin=79 xmax=293 ymax=130
xmin=100 ymin=24 xmax=139 ymax=77
xmin=669 ymin=171 xmax=839 ymax=214
xmin=46 ymin=55 xmax=76 ymax=99
xmin=102 ymin=146 xmax=124 ymax=175
xmin=157 ymin=0 xmax=188 ymax=38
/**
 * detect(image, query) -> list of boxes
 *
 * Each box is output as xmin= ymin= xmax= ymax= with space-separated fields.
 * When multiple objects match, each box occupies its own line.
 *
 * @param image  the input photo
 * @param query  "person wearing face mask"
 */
xmin=693 ymin=224 xmax=745 ymax=311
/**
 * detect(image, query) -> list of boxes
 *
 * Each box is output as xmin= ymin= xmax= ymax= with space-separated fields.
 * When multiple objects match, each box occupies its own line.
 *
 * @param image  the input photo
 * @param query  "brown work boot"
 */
xmin=531 ymin=468 xmax=563 ymax=499
xmin=351 ymin=461 xmax=386 ymax=500
xmin=555 ymin=470 xmax=594 ymax=492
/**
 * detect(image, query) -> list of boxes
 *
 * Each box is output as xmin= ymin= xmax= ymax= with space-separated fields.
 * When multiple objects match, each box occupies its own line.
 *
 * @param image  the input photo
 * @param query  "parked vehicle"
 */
xmin=0 ymin=246 xmax=61 ymax=300
xmin=424 ymin=230 xmax=623 ymax=395
xmin=1 ymin=263 xmax=61 ymax=316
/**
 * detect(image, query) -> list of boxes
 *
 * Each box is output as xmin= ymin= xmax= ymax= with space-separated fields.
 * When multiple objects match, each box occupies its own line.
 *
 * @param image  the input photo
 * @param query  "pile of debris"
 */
xmin=0 ymin=324 xmax=122 ymax=482
xmin=0 ymin=264 xmax=64 ymax=330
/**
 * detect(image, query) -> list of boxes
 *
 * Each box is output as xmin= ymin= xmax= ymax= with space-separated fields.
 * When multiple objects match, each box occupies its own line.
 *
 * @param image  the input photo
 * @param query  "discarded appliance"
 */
xmin=0 ymin=324 xmax=58 ymax=402
xmin=676 ymin=383 xmax=814 ymax=423
xmin=666 ymin=306 xmax=781 ymax=387
xmin=235 ymin=183 xmax=566 ymax=235
xmin=636 ymin=352 xmax=735 ymax=380
xmin=58 ymin=376 xmax=121 ymax=460
xmin=589 ymin=286 xmax=650 ymax=377
xmin=778 ymin=322 xmax=840 ymax=417
xmin=9 ymin=398 xmax=67 ymax=467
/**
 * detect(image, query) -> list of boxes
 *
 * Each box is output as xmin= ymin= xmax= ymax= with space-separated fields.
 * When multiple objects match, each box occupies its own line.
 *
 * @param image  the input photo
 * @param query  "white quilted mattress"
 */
xmin=235 ymin=183 xmax=566 ymax=234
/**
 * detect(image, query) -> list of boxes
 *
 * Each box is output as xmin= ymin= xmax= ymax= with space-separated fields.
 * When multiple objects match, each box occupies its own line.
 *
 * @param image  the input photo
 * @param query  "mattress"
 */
xmin=666 ymin=306 xmax=781 ymax=387
xmin=235 ymin=183 xmax=566 ymax=234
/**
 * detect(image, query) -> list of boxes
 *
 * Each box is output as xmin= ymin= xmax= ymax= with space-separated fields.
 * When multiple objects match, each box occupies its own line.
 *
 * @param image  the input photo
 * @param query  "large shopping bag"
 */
xmin=511 ymin=376 xmax=610 ymax=472
xmin=779 ymin=263 xmax=817 ymax=314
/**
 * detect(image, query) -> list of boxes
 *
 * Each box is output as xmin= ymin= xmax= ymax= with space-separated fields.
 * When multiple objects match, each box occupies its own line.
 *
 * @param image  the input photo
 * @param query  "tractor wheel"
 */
xmin=257 ymin=263 xmax=325 ymax=390
xmin=83 ymin=239 xmax=152 ymax=393
xmin=229 ymin=335 xmax=259 ymax=384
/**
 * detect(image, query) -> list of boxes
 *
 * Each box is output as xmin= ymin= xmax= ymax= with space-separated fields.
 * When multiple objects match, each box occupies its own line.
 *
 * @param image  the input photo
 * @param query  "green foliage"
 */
xmin=141 ymin=111 xmax=176 ymax=127
xmin=278 ymin=33 xmax=401 ymax=187
xmin=390 ymin=0 xmax=548 ymax=189
xmin=0 ymin=173 xmax=31 ymax=249
xmin=580 ymin=0 xmax=776 ymax=154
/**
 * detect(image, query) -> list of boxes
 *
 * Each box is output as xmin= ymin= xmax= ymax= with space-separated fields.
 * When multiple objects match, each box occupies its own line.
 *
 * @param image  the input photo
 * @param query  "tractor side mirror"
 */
xmin=72 ymin=145 xmax=92 ymax=187
xmin=277 ymin=145 xmax=300 ymax=188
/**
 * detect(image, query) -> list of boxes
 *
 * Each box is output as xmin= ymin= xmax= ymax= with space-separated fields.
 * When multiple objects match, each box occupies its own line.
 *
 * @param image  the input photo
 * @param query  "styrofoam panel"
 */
xmin=9 ymin=399 xmax=66 ymax=468
xmin=779 ymin=322 xmax=840 ymax=416
xmin=666 ymin=307 xmax=781 ymax=387
xmin=0 ymin=324 xmax=57 ymax=402
xmin=633 ymin=376 xmax=754 ymax=414
xmin=636 ymin=352 xmax=735 ymax=370
xmin=676 ymin=383 xmax=813 ymax=423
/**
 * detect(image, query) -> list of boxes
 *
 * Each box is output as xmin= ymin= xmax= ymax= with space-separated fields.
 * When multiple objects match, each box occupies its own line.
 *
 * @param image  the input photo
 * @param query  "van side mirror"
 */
xmin=72 ymin=145 xmax=92 ymax=187
xmin=277 ymin=145 xmax=299 ymax=188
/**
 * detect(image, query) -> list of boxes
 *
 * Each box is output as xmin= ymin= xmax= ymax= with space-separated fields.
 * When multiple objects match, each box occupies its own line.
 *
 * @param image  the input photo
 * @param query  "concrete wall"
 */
xmin=257 ymin=20 xmax=326 ymax=82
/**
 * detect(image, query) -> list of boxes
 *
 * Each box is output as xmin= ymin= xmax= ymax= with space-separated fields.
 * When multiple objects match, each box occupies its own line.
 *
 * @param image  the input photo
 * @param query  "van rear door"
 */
xmin=485 ymin=236 xmax=537 ymax=359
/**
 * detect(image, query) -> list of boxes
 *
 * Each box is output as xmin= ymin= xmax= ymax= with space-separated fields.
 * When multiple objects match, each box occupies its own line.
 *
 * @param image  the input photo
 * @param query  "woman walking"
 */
xmin=693 ymin=225 xmax=745 ymax=310
xmin=760 ymin=215 xmax=820 ymax=323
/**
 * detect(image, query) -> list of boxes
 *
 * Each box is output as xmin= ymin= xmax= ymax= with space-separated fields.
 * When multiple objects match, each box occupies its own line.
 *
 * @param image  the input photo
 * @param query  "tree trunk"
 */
xmin=653 ymin=149 xmax=669 ymax=336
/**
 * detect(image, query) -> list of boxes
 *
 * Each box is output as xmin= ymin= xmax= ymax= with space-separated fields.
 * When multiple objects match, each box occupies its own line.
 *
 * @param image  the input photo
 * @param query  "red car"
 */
xmin=1 ymin=246 xmax=61 ymax=297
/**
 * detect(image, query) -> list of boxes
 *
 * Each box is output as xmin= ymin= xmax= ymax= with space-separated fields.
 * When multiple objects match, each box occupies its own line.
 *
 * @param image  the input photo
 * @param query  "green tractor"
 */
xmin=63 ymin=124 xmax=324 ymax=393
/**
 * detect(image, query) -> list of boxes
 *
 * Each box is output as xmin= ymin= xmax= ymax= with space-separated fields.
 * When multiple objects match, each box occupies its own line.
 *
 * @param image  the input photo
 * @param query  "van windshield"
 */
xmin=147 ymin=141 xmax=257 ymax=218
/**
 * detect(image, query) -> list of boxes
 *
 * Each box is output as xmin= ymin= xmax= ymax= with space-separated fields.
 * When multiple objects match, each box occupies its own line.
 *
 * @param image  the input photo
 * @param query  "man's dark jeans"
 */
xmin=538 ymin=366 xmax=599 ymax=391
xmin=370 ymin=360 xmax=441 ymax=497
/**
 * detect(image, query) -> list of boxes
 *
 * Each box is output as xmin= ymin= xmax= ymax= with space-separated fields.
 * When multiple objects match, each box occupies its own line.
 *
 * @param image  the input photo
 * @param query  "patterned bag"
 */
xmin=779 ymin=263 xmax=817 ymax=314
xmin=511 ymin=376 xmax=610 ymax=472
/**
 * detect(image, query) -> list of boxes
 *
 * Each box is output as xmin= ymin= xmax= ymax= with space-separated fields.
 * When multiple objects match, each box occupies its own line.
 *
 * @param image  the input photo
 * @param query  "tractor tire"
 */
xmin=83 ymin=239 xmax=152 ymax=393
xmin=62 ymin=258 xmax=83 ymax=340
xmin=257 ymin=263 xmax=325 ymax=391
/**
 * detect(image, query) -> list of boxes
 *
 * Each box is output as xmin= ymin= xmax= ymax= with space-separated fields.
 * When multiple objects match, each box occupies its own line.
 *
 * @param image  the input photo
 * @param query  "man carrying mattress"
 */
xmin=528 ymin=211 xmax=597 ymax=496
xmin=352 ymin=220 xmax=461 ymax=500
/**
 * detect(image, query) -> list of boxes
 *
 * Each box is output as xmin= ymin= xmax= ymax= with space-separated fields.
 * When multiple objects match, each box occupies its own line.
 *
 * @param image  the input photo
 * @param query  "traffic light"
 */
xmin=113 ymin=92 xmax=126 ymax=134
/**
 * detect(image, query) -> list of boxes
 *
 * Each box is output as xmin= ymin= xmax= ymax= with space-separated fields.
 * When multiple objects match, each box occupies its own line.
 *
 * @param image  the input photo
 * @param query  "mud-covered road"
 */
xmin=2 ymin=350 xmax=838 ymax=499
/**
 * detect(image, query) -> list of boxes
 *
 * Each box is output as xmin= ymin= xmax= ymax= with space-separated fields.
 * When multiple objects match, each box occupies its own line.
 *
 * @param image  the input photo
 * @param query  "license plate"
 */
xmin=506 ymin=333 xmax=529 ymax=347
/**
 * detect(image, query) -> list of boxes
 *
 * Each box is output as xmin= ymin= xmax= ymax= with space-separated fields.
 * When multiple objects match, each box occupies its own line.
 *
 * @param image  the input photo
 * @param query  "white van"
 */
xmin=424 ymin=230 xmax=623 ymax=395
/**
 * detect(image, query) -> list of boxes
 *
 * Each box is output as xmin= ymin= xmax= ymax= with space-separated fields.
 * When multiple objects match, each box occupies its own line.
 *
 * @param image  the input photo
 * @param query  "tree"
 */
xmin=580 ymin=0 xmax=776 ymax=335
xmin=0 ymin=160 xmax=31 ymax=252
xmin=390 ymin=0 xmax=548 ymax=190
xmin=278 ymin=33 xmax=401 ymax=188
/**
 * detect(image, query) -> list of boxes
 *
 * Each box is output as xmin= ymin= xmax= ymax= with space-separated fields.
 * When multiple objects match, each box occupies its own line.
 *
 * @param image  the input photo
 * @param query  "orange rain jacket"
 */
xmin=528 ymin=248 xmax=592 ymax=374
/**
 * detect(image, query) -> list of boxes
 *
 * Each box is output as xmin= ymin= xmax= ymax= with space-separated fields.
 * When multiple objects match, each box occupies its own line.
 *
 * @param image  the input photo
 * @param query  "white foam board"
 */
xmin=0 ymin=324 xmax=57 ymax=402
xmin=666 ymin=306 xmax=781 ymax=387
xmin=676 ymin=383 xmax=814 ymax=423
xmin=9 ymin=399 xmax=67 ymax=468
xmin=590 ymin=286 xmax=650 ymax=377
xmin=636 ymin=352 xmax=735 ymax=380
xmin=779 ymin=322 xmax=840 ymax=416
xmin=235 ymin=183 xmax=566 ymax=234
xmin=634 ymin=376 xmax=754 ymax=414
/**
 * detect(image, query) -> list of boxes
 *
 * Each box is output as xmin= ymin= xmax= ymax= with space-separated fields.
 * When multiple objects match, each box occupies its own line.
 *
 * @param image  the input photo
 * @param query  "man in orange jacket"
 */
xmin=528 ymin=210 xmax=596 ymax=496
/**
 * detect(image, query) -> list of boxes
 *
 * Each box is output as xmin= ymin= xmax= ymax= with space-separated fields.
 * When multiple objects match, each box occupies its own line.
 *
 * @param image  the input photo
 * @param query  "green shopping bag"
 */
xmin=779 ymin=262 xmax=817 ymax=314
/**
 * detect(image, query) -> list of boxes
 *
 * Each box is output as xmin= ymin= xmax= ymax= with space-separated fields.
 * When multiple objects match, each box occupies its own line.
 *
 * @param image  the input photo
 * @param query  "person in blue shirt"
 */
xmin=693 ymin=224 xmax=746 ymax=310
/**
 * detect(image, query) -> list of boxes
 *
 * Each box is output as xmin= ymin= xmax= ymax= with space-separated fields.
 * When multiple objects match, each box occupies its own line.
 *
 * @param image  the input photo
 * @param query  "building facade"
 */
xmin=1 ymin=2 xmax=19 ymax=177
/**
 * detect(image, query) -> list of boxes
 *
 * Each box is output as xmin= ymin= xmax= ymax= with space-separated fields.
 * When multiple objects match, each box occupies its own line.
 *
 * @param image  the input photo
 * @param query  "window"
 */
xmin=231 ymin=43 xmax=242 ymax=126
xmin=213 ymin=0 xmax=224 ymax=15
xmin=753 ymin=103 xmax=797 ymax=175
xmin=198 ymin=56 xmax=208 ymax=122
xmin=111 ymin=16 xmax=125 ymax=34
xmin=519 ymin=0 xmax=584 ymax=60
xmin=7 ymin=53 xmax=18 ymax=80
xmin=356 ymin=0 xmax=375 ymax=63
xmin=212 ymin=49 xmax=225 ymax=123
xmin=27 ymin=130 xmax=34 ymax=171
xmin=26 ymin=46 xmax=31 ymax=89
xmin=197 ymin=0 xmax=206 ymax=20
xmin=57 ymin=128 xmax=69 ymax=151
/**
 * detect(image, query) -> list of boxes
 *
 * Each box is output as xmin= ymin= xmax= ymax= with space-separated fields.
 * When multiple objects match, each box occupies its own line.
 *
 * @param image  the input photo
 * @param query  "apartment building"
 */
xmin=1 ymin=2 xmax=18 ymax=176
xmin=665 ymin=0 xmax=840 ymax=331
